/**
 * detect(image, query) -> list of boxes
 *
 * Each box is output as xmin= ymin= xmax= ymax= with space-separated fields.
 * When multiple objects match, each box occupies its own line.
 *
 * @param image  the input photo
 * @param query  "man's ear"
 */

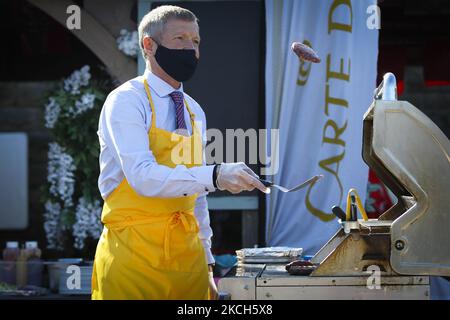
xmin=143 ymin=36 xmax=157 ymax=57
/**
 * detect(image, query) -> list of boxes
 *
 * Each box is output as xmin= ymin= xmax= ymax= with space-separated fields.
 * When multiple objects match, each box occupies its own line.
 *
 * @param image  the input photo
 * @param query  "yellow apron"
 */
xmin=91 ymin=79 xmax=209 ymax=300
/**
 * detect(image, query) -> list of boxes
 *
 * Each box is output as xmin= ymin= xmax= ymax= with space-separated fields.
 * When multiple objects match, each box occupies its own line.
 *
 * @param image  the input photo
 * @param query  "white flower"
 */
xmin=64 ymin=65 xmax=91 ymax=95
xmin=44 ymin=97 xmax=61 ymax=129
xmin=117 ymin=29 xmax=139 ymax=57
xmin=72 ymin=197 xmax=103 ymax=250
xmin=68 ymin=93 xmax=96 ymax=117
xmin=43 ymin=200 xmax=63 ymax=250
xmin=47 ymin=142 xmax=76 ymax=207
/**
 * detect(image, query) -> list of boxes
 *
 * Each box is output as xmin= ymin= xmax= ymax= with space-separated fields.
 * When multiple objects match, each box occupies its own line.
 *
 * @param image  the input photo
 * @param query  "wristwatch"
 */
xmin=212 ymin=164 xmax=221 ymax=189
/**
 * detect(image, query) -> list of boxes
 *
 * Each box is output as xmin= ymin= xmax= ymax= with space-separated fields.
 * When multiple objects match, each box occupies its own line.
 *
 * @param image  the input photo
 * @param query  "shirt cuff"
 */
xmin=201 ymin=240 xmax=215 ymax=265
xmin=205 ymin=248 xmax=215 ymax=265
xmin=190 ymin=165 xmax=216 ymax=193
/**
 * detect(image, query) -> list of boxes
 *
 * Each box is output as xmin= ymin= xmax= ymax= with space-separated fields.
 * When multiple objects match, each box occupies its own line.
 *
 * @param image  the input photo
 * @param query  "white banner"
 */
xmin=265 ymin=0 xmax=379 ymax=254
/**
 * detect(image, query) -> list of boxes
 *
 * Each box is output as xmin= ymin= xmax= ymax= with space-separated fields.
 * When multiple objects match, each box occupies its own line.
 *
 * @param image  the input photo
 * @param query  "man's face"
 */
xmin=159 ymin=19 xmax=200 ymax=59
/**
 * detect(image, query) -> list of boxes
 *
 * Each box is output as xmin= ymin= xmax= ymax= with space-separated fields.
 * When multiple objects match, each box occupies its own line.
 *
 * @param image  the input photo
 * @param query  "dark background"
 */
xmin=0 ymin=0 xmax=449 ymax=257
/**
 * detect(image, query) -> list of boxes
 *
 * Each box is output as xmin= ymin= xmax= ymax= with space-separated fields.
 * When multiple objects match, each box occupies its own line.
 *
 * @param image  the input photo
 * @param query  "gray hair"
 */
xmin=138 ymin=5 xmax=198 ymax=59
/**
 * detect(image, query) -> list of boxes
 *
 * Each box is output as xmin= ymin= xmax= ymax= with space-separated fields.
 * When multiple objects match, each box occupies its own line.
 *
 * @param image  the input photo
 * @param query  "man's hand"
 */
xmin=216 ymin=162 xmax=270 ymax=194
xmin=208 ymin=271 xmax=218 ymax=300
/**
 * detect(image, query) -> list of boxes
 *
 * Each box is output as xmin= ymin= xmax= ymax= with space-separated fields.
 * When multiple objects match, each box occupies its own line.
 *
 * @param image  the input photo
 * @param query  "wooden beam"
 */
xmin=28 ymin=0 xmax=137 ymax=83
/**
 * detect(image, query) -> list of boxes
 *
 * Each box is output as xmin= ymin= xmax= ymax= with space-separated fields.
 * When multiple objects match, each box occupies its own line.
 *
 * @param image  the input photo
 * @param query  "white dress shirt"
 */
xmin=97 ymin=69 xmax=215 ymax=264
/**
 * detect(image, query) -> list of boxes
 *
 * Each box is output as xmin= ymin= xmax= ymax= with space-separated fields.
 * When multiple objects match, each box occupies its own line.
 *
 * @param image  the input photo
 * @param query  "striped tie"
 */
xmin=169 ymin=91 xmax=187 ymax=131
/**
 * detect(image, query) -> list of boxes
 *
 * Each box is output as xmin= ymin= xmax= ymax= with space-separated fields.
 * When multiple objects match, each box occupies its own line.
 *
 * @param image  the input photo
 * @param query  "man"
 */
xmin=91 ymin=5 xmax=268 ymax=300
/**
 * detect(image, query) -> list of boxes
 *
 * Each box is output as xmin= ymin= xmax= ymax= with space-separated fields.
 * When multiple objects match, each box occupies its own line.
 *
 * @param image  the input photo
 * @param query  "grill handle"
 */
xmin=374 ymin=72 xmax=398 ymax=101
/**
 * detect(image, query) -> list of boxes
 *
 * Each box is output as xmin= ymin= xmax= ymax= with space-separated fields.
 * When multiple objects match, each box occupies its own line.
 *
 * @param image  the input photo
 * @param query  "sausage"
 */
xmin=291 ymin=42 xmax=321 ymax=63
xmin=285 ymin=260 xmax=317 ymax=276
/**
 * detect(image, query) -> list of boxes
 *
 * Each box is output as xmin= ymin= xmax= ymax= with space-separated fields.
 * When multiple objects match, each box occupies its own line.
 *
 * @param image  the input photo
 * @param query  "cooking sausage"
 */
xmin=291 ymin=42 xmax=321 ymax=63
xmin=285 ymin=259 xmax=317 ymax=276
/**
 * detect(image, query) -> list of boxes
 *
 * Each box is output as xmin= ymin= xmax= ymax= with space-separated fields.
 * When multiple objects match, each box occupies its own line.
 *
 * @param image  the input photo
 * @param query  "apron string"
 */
xmin=164 ymin=211 xmax=199 ymax=261
xmin=105 ymin=211 xmax=199 ymax=261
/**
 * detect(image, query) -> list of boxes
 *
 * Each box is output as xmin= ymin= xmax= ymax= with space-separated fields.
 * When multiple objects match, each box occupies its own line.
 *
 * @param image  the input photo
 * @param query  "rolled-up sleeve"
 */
xmin=102 ymin=88 xmax=216 ymax=198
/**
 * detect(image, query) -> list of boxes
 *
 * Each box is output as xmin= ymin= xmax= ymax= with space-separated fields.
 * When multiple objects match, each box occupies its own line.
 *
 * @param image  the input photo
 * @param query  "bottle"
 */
xmin=2 ymin=242 xmax=20 ymax=285
xmin=3 ymin=241 xmax=20 ymax=261
xmin=25 ymin=241 xmax=42 ymax=260
xmin=24 ymin=241 xmax=43 ymax=287
xmin=16 ymin=243 xmax=28 ymax=287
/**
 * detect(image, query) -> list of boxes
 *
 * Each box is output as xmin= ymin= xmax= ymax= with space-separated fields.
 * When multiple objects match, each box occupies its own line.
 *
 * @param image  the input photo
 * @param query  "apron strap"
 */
xmin=183 ymin=99 xmax=197 ymax=131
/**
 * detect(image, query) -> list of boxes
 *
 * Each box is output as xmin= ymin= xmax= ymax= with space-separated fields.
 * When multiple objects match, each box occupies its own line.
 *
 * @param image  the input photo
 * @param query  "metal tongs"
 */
xmin=259 ymin=175 xmax=324 ymax=193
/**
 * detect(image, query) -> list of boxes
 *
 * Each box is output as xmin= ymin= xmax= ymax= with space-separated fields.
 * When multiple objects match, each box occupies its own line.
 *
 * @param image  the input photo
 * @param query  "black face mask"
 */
xmin=154 ymin=41 xmax=198 ymax=82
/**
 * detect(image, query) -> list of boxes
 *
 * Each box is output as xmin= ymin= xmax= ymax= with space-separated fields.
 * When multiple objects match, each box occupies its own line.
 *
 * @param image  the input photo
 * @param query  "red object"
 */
xmin=366 ymin=170 xmax=394 ymax=218
xmin=397 ymin=80 xmax=450 ymax=97
xmin=397 ymin=81 xmax=405 ymax=96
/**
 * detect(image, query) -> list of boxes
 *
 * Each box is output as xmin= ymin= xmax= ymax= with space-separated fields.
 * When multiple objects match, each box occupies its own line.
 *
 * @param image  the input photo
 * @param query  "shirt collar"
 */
xmin=143 ymin=68 xmax=184 ymax=98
